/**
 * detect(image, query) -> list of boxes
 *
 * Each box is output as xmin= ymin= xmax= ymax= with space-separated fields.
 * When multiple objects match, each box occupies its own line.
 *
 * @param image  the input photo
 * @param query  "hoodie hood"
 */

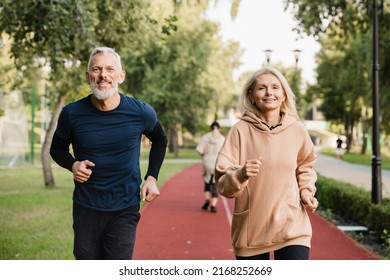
xmin=240 ymin=111 xmax=297 ymax=134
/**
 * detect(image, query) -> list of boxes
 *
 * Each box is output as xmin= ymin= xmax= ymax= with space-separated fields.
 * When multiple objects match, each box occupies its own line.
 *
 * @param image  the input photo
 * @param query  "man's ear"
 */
xmin=85 ymin=72 xmax=90 ymax=84
xmin=118 ymin=70 xmax=126 ymax=84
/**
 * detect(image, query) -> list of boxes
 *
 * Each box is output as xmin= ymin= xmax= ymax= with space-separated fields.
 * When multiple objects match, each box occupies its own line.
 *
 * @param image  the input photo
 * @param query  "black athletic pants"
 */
xmin=73 ymin=204 xmax=140 ymax=260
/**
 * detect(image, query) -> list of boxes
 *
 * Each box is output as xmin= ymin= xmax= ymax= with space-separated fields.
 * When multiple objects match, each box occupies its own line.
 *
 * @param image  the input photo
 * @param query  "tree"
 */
xmin=0 ymin=0 xmax=177 ymax=187
xmin=286 ymin=0 xmax=369 ymax=38
xmin=287 ymin=0 xmax=390 ymax=152
xmin=123 ymin=0 xmax=241 ymax=156
xmin=0 ymin=34 xmax=18 ymax=92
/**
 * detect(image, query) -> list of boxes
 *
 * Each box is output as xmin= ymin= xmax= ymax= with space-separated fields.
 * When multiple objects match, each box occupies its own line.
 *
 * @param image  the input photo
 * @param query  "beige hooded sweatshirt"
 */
xmin=215 ymin=111 xmax=317 ymax=257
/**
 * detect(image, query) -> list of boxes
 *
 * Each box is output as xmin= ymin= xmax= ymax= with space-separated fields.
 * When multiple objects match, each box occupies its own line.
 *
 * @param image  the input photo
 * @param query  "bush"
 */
xmin=316 ymin=175 xmax=390 ymax=238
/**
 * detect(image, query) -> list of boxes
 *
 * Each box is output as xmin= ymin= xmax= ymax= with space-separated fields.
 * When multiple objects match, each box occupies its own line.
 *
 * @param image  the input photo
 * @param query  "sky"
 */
xmin=205 ymin=0 xmax=321 ymax=84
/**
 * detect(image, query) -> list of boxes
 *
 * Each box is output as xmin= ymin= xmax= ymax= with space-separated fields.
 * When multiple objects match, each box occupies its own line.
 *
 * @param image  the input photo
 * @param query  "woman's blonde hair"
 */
xmin=240 ymin=67 xmax=300 ymax=120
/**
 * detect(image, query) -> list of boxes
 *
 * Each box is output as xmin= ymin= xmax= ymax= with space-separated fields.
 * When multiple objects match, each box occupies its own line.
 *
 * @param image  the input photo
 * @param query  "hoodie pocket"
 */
xmin=231 ymin=187 xmax=250 ymax=247
xmin=233 ymin=186 xmax=249 ymax=214
xmin=231 ymin=210 xmax=249 ymax=247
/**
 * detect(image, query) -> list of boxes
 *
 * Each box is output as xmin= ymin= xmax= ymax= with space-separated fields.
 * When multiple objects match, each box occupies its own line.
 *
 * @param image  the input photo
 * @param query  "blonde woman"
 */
xmin=215 ymin=67 xmax=318 ymax=260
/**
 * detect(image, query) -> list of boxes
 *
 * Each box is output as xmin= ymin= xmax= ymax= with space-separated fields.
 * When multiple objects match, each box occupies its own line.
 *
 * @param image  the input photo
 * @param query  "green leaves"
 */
xmin=288 ymin=0 xmax=390 ymax=135
xmin=0 ymin=0 xmax=241 ymax=142
xmin=161 ymin=15 xmax=178 ymax=35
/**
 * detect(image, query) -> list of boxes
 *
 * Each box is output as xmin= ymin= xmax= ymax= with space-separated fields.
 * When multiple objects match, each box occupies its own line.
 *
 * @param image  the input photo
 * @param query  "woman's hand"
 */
xmin=302 ymin=195 xmax=319 ymax=213
xmin=240 ymin=157 xmax=262 ymax=180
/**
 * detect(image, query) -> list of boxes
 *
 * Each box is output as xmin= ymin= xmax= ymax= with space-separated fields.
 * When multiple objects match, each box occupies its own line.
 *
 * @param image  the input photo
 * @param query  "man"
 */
xmin=196 ymin=121 xmax=225 ymax=213
xmin=50 ymin=47 xmax=167 ymax=260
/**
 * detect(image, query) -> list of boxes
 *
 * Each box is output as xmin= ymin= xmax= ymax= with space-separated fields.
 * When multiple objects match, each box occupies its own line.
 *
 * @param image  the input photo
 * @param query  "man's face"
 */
xmin=86 ymin=52 xmax=125 ymax=100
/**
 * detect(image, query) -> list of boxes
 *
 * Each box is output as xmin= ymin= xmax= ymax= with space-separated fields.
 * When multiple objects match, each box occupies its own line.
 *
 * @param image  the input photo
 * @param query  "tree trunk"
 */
xmin=168 ymin=128 xmax=174 ymax=153
xmin=41 ymin=94 xmax=65 ymax=188
xmin=168 ymin=125 xmax=179 ymax=158
xmin=344 ymin=114 xmax=354 ymax=153
xmin=361 ymin=133 xmax=367 ymax=155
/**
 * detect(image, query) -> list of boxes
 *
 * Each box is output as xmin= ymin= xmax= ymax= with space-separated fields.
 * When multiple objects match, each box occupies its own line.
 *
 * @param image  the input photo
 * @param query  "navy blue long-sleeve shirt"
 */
xmin=50 ymin=93 xmax=167 ymax=211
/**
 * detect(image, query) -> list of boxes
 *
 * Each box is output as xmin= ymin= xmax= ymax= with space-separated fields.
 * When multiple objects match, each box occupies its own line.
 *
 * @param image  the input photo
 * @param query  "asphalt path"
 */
xmin=315 ymin=153 xmax=390 ymax=198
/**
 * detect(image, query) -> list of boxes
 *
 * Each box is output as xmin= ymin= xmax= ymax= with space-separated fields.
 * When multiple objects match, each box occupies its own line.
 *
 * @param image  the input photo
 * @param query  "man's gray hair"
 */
xmin=87 ymin=47 xmax=123 ymax=71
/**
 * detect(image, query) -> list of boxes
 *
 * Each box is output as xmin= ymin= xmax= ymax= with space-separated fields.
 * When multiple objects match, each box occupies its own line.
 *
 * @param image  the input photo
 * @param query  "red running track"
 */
xmin=133 ymin=164 xmax=382 ymax=260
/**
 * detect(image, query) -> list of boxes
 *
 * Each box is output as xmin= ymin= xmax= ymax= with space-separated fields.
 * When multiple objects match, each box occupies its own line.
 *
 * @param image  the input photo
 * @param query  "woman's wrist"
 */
xmin=240 ymin=168 xmax=249 ymax=180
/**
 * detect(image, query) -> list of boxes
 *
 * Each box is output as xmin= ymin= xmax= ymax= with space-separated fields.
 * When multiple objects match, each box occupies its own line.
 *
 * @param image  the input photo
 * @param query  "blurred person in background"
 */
xmin=336 ymin=136 xmax=344 ymax=160
xmin=196 ymin=121 xmax=225 ymax=213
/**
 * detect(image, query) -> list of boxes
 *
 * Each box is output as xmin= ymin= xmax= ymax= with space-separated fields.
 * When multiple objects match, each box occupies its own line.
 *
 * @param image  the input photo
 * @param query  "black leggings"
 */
xmin=204 ymin=175 xmax=218 ymax=198
xmin=236 ymin=245 xmax=309 ymax=260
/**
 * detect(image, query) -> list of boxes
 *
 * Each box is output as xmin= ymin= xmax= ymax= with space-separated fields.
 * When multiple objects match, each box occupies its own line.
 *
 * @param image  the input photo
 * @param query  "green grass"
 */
xmin=141 ymin=147 xmax=200 ymax=160
xmin=320 ymin=147 xmax=390 ymax=170
xmin=0 ymin=152 xmax=196 ymax=260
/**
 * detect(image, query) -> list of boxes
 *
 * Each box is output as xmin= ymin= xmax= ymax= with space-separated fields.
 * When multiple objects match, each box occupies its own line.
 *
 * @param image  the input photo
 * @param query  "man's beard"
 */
xmin=90 ymin=81 xmax=118 ymax=100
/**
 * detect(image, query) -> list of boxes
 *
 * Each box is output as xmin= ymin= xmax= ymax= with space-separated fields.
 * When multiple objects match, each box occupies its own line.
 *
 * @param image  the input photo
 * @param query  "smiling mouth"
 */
xmin=97 ymin=81 xmax=111 ymax=87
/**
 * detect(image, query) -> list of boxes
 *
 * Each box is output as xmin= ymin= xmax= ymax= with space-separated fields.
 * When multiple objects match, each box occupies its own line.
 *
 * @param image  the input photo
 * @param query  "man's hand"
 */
xmin=72 ymin=160 xmax=95 ymax=183
xmin=141 ymin=176 xmax=160 ymax=203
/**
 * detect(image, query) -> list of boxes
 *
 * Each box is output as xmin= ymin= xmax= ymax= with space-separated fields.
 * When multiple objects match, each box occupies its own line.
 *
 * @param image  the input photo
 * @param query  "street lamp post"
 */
xmin=292 ymin=49 xmax=302 ymax=67
xmin=263 ymin=49 xmax=273 ymax=65
xmin=369 ymin=0 xmax=383 ymax=204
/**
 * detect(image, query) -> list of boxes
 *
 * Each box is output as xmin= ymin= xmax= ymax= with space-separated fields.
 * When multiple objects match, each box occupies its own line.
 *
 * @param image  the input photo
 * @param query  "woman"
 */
xmin=215 ymin=67 xmax=318 ymax=260
xmin=196 ymin=121 xmax=225 ymax=213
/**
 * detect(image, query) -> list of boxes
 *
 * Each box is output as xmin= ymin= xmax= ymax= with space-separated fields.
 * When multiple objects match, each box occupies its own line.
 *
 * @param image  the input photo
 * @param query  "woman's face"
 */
xmin=251 ymin=73 xmax=286 ymax=113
